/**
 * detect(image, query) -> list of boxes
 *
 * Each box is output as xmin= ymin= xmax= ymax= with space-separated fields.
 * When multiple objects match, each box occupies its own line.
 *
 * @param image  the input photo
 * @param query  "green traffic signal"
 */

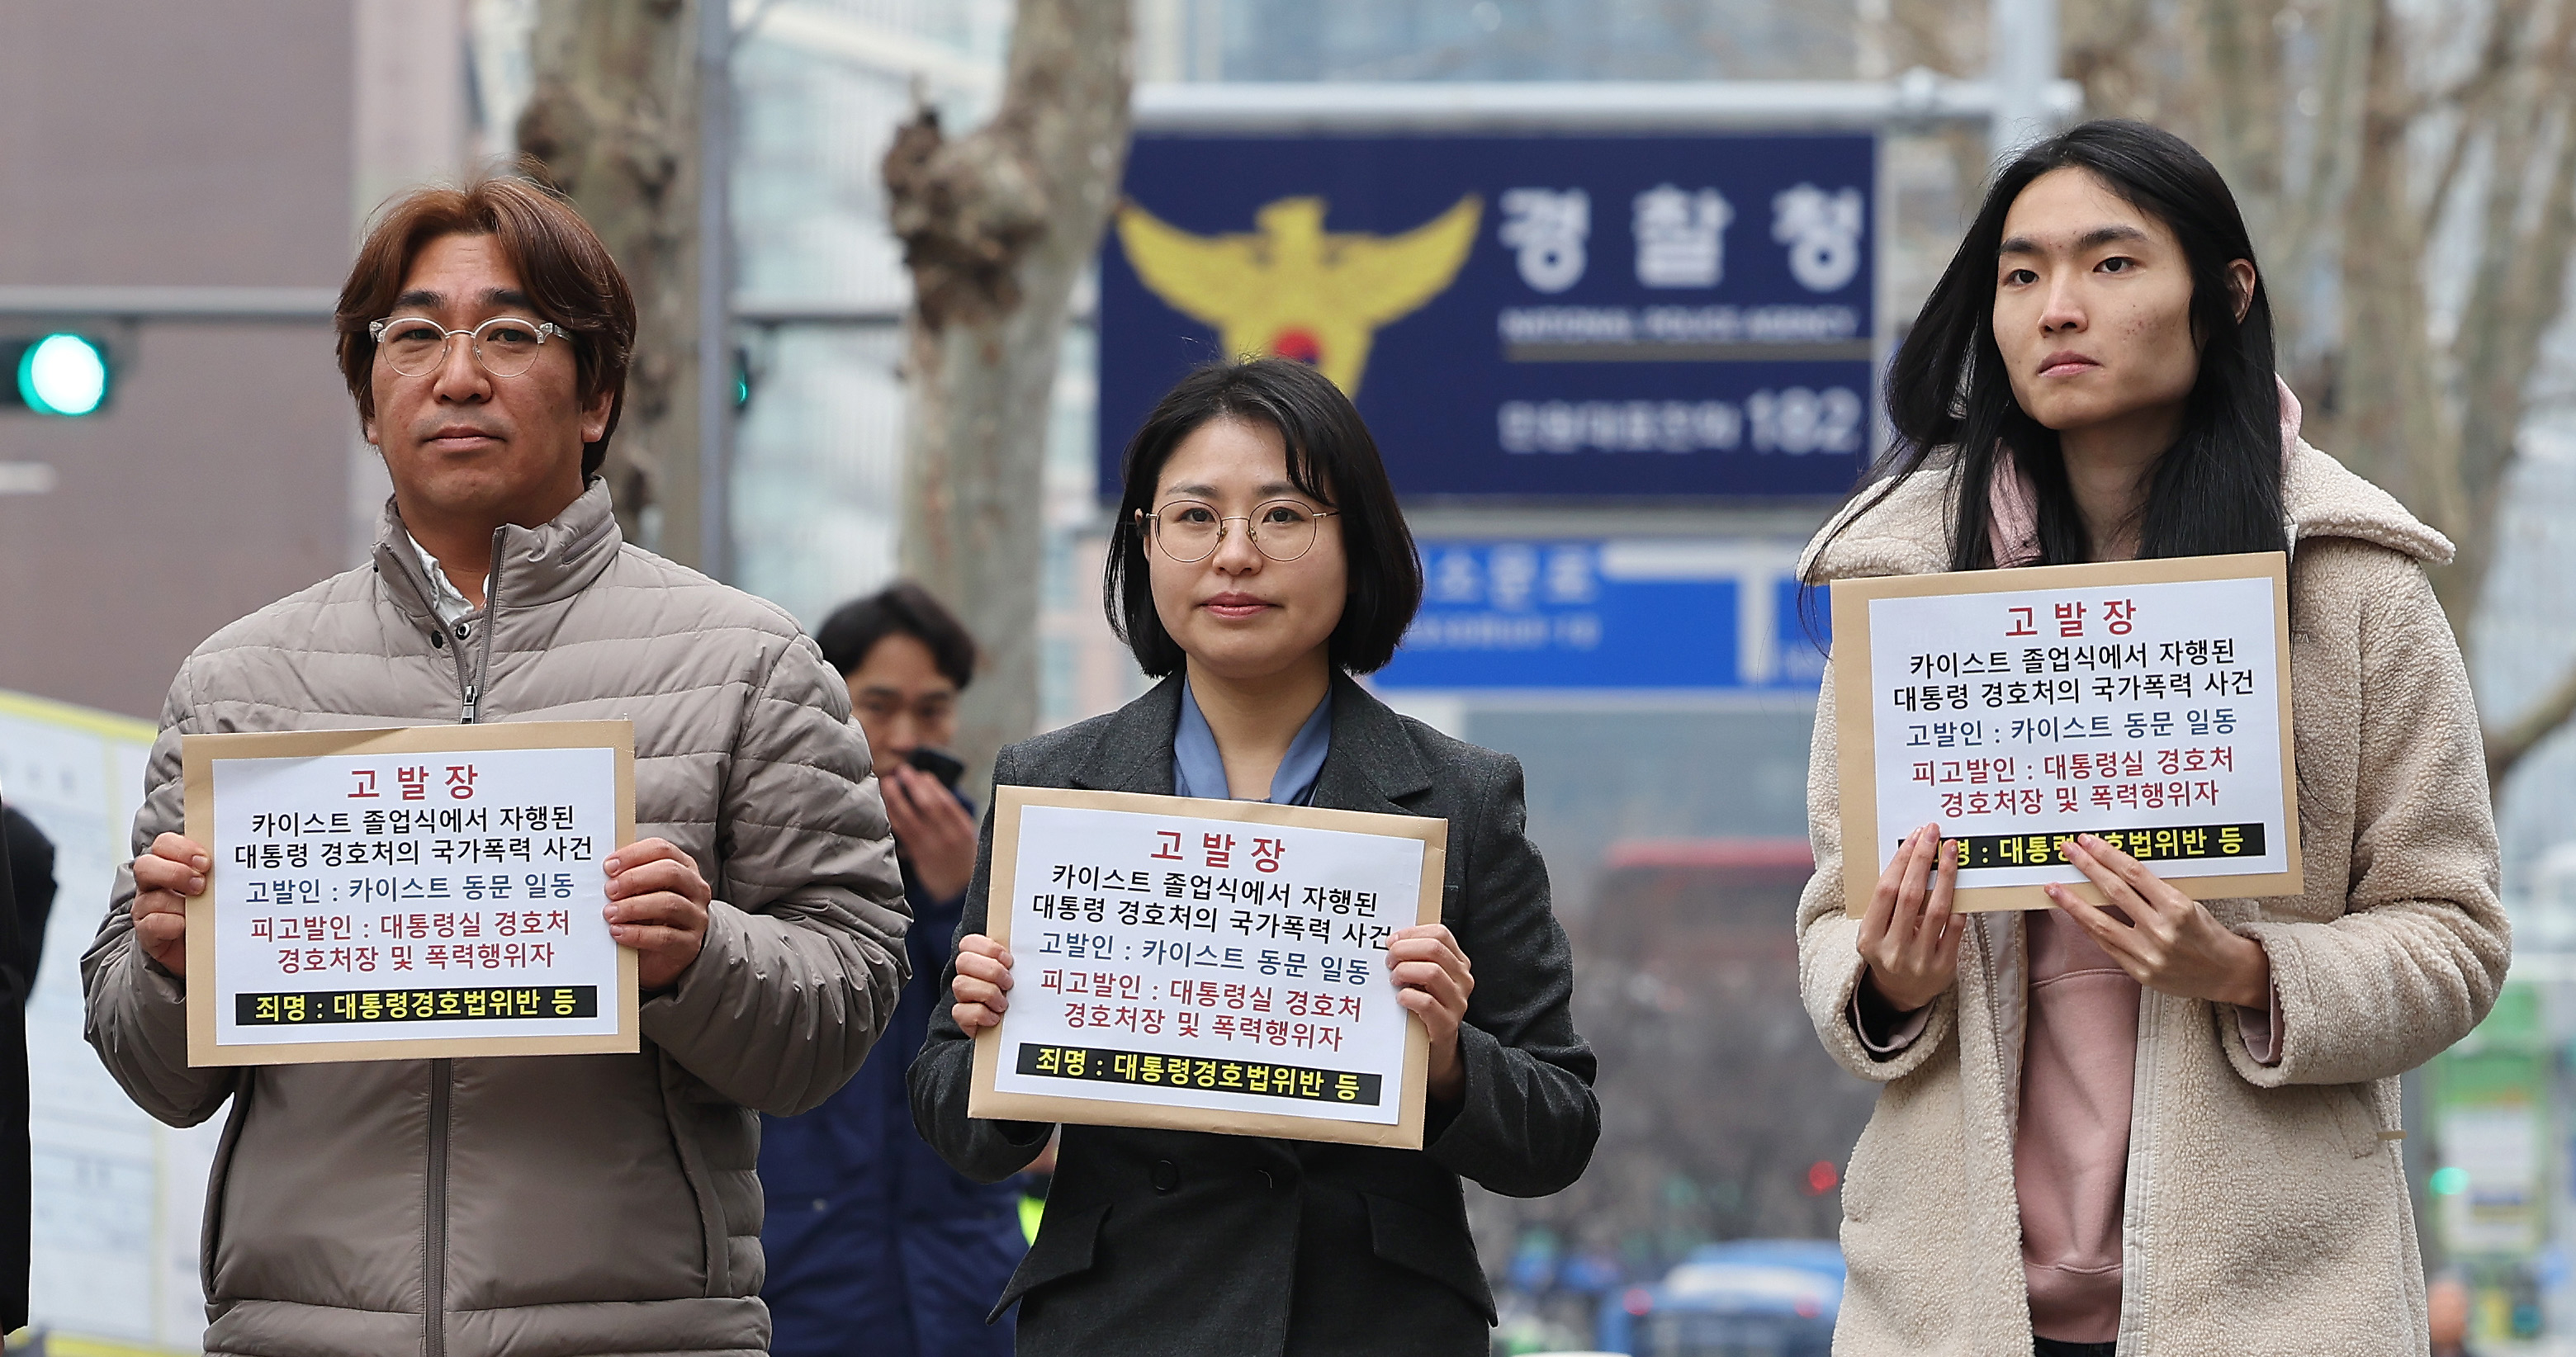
xmin=9 ymin=332 xmax=111 ymax=416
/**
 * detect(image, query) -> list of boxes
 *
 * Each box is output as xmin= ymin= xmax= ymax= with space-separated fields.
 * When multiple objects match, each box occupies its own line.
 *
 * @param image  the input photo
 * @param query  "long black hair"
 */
xmin=1821 ymin=120 xmax=2285 ymax=576
xmin=1105 ymin=357 xmax=1424 ymax=677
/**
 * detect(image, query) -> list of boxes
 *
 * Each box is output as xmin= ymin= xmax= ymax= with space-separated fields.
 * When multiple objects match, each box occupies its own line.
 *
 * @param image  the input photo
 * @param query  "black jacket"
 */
xmin=2 ymin=806 xmax=53 ymax=1001
xmin=0 ymin=803 xmax=28 ymax=1330
xmin=909 ymin=674 xmax=1597 ymax=1357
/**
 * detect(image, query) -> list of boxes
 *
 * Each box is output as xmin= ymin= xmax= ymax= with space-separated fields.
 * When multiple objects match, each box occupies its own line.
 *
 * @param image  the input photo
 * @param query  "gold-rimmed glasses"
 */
xmin=1140 ymin=499 xmax=1340 ymax=563
xmin=369 ymin=315 xmax=569 ymax=379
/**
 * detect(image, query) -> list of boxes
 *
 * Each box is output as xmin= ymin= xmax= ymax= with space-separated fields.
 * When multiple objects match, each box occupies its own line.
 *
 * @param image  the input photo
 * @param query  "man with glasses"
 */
xmin=83 ymin=175 xmax=910 ymax=1357
xmin=760 ymin=582 xmax=1032 ymax=1357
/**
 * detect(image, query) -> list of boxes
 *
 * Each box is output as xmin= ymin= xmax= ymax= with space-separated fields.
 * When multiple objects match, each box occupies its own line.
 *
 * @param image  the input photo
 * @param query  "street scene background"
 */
xmin=6 ymin=0 xmax=2576 ymax=1352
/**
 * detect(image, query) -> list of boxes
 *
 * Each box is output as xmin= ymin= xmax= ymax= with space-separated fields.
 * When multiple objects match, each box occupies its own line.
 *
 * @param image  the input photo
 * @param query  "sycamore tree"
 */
xmin=518 ymin=0 xmax=713 ymax=565
xmin=883 ymin=0 xmax=1135 ymax=783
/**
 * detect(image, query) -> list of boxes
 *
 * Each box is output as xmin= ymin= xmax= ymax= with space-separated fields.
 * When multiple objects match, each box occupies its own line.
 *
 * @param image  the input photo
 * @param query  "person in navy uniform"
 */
xmin=760 ymin=583 xmax=1026 ymax=1356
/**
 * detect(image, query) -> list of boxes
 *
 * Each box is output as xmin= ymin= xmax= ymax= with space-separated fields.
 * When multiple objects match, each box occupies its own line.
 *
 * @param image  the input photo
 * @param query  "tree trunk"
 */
xmin=885 ymin=0 xmax=1135 ymax=786
xmin=2334 ymin=7 xmax=2451 ymax=530
xmin=516 ymin=0 xmax=706 ymax=566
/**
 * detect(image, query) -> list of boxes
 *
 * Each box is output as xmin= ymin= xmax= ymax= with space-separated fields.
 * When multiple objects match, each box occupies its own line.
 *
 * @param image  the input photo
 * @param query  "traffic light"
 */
xmin=2 ymin=332 xmax=111 ymax=416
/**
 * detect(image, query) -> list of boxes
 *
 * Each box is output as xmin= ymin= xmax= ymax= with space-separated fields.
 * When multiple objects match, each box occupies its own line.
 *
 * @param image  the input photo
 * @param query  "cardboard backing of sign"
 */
xmin=182 ymin=721 xmax=639 ymax=1066
xmin=968 ymin=785 xmax=1447 ymax=1150
xmin=1830 ymin=552 xmax=2303 ymax=914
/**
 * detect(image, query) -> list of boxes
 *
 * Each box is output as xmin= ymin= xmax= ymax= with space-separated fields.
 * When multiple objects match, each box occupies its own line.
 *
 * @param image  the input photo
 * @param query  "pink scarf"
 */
xmin=1986 ymin=376 xmax=2302 ymax=568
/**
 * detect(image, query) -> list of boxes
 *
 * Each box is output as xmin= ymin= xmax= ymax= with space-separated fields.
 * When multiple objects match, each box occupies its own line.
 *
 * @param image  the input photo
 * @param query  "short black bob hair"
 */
xmin=1105 ymin=357 xmax=1424 ymax=678
xmin=816 ymin=580 xmax=978 ymax=690
xmin=1817 ymin=118 xmax=2286 ymax=575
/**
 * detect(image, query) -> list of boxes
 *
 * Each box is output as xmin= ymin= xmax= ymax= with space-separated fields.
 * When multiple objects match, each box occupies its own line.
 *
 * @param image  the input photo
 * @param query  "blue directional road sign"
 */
xmin=1372 ymin=539 xmax=1829 ymax=693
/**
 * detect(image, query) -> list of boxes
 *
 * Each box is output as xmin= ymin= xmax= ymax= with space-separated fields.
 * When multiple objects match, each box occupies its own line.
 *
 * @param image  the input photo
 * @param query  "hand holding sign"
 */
xmin=604 ymin=838 xmax=710 ymax=992
xmin=1856 ymin=824 xmax=1963 ymax=1013
xmin=2046 ymin=833 xmax=2272 ymax=1009
xmin=950 ymin=933 xmax=1012 ymax=1033
xmin=130 ymin=832 xmax=211 ymax=976
xmin=1387 ymin=923 xmax=1474 ymax=1105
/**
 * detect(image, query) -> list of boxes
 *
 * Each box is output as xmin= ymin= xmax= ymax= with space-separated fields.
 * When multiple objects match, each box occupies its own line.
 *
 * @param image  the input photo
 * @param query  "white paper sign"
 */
xmin=1849 ymin=560 xmax=2297 ymax=900
xmin=990 ymin=802 xmax=1427 ymax=1128
xmin=206 ymin=745 xmax=622 ymax=1047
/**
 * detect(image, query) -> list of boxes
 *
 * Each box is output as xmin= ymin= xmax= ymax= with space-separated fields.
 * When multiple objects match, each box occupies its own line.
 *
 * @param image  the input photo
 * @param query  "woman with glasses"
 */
xmin=908 ymin=357 xmax=1598 ymax=1357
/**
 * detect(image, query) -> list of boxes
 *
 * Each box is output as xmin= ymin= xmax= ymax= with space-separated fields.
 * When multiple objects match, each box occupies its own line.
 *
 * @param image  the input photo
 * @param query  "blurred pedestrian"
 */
xmin=2428 ymin=1274 xmax=2477 ymax=1357
xmin=2 ymin=804 xmax=51 ymax=1001
xmin=1796 ymin=120 xmax=2509 ymax=1357
xmin=912 ymin=357 xmax=1598 ymax=1356
xmin=2421 ymin=1277 xmax=2483 ymax=1357
xmin=759 ymin=581 xmax=1026 ymax=1357
xmin=81 ymin=173 xmax=910 ymax=1357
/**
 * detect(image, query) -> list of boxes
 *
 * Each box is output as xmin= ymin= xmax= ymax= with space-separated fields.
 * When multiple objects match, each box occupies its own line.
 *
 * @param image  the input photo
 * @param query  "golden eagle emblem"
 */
xmin=1115 ymin=193 xmax=1483 ymax=398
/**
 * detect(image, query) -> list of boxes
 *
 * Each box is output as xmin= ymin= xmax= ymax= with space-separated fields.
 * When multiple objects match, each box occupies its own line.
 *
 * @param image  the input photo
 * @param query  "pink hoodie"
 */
xmin=1859 ymin=381 xmax=2297 ymax=1341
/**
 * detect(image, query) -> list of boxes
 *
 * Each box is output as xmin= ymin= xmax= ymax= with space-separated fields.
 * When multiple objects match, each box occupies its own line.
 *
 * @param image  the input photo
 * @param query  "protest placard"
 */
xmin=181 ymin=721 xmax=637 ymax=1066
xmin=1830 ymin=552 xmax=2302 ymax=913
xmin=968 ymin=786 xmax=1447 ymax=1149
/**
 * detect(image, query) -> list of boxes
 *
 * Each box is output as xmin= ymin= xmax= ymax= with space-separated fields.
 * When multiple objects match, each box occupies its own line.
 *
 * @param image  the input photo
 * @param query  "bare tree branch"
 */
xmin=2413 ymin=0 xmax=2527 ymax=244
xmin=2490 ymin=660 xmax=2576 ymax=783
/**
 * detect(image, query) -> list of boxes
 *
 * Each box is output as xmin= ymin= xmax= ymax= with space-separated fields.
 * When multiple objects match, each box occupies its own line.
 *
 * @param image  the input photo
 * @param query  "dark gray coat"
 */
xmin=909 ymin=674 xmax=1598 ymax=1357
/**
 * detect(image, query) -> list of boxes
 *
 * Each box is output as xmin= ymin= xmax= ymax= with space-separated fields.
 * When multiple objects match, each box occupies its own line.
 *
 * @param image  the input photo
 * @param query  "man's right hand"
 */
xmin=883 ymin=763 xmax=978 ymax=902
xmin=949 ymin=933 xmax=1013 ymax=1035
xmin=130 ymin=832 xmax=208 ymax=977
xmin=1857 ymin=822 xmax=1963 ymax=1014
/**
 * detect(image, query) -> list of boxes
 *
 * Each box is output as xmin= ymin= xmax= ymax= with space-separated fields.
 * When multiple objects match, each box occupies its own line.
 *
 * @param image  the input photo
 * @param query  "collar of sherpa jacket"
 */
xmin=1063 ymin=669 xmax=1435 ymax=816
xmin=1797 ymin=392 xmax=2454 ymax=583
xmin=371 ymin=476 xmax=624 ymax=631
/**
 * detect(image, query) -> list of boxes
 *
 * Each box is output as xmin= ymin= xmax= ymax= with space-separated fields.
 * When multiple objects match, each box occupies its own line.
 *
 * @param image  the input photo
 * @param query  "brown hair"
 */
xmin=336 ymin=172 xmax=637 ymax=476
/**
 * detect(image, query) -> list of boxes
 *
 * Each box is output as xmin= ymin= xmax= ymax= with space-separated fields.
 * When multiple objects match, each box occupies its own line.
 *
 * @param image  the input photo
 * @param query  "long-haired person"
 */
xmin=1796 ymin=121 xmax=2508 ymax=1355
xmin=910 ymin=357 xmax=1598 ymax=1356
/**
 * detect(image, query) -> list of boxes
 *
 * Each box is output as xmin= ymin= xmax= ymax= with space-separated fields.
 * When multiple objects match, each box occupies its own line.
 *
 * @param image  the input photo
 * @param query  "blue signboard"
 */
xmin=1099 ymin=132 xmax=1876 ymax=499
xmin=1372 ymin=539 xmax=1830 ymax=693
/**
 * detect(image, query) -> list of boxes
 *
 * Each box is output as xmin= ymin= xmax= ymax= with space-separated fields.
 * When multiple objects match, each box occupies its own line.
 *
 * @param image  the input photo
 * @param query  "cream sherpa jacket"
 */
xmin=1793 ymin=436 xmax=2510 ymax=1355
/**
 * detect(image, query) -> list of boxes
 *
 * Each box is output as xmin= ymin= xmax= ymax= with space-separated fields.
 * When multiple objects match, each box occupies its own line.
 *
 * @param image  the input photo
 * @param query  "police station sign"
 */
xmin=1099 ymin=133 xmax=1876 ymax=498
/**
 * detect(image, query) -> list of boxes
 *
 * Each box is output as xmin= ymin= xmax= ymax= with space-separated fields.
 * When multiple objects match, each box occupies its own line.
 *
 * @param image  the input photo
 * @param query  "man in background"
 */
xmin=2431 ymin=1274 xmax=2479 ymax=1357
xmin=760 ymin=582 xmax=1026 ymax=1356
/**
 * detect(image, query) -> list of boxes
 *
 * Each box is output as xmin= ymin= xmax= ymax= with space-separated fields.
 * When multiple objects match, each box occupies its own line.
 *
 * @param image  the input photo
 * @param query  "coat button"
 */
xmin=1151 ymin=1160 xmax=1179 ymax=1193
xmin=1255 ymin=1169 xmax=1276 ymax=1189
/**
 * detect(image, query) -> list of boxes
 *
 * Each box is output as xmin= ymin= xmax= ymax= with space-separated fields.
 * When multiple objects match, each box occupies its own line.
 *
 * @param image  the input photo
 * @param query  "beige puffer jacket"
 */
xmin=1794 ymin=437 xmax=2510 ymax=1355
xmin=82 ymin=482 xmax=909 ymax=1357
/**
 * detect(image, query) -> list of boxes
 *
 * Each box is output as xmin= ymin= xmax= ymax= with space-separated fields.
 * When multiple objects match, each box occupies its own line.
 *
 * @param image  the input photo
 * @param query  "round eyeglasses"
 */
xmin=369 ymin=315 xmax=569 ymax=379
xmin=1140 ymin=499 xmax=1339 ymax=563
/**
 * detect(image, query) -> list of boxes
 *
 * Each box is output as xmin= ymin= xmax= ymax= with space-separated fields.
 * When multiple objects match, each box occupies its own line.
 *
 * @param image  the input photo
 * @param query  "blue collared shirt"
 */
xmin=1172 ymin=680 xmax=1333 ymax=805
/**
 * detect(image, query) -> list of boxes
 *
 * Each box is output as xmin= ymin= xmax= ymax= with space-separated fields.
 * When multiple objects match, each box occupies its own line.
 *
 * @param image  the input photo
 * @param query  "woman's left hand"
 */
xmin=1388 ymin=924 xmax=1475 ymax=1105
xmin=2046 ymin=833 xmax=2271 ymax=1009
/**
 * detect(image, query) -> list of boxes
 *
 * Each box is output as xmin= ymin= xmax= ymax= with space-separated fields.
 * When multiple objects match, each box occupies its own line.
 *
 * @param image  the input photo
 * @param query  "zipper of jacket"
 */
xmin=424 ymin=525 xmax=503 ymax=1357
xmin=423 ymin=1062 xmax=451 ymax=1357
